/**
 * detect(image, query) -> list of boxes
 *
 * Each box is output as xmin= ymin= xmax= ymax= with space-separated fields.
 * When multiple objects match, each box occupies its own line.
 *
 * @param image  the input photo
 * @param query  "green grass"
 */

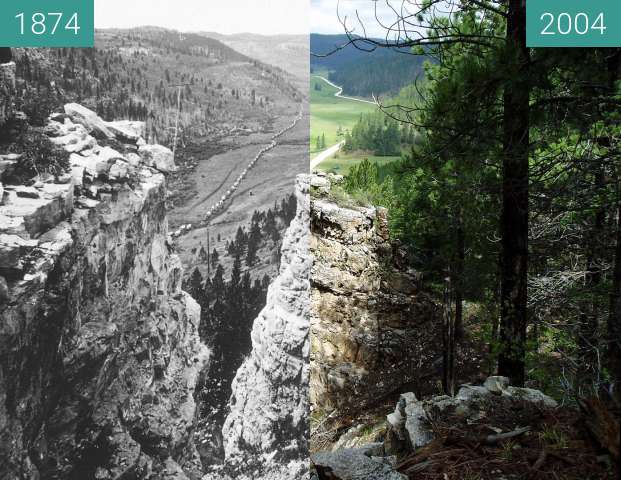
xmin=310 ymin=73 xmax=377 ymax=155
xmin=317 ymin=152 xmax=401 ymax=176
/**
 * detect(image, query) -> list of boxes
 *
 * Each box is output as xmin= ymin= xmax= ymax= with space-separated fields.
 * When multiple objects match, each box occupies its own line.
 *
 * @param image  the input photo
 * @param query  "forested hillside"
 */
xmin=11 ymin=28 xmax=301 ymax=147
xmin=311 ymin=33 xmax=427 ymax=97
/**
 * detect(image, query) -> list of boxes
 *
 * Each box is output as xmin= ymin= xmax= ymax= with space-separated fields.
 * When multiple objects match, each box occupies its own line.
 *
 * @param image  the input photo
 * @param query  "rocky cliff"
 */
xmin=0 ymin=61 xmax=16 ymax=128
xmin=310 ymin=173 xmax=439 ymax=413
xmin=0 ymin=105 xmax=208 ymax=479
xmin=210 ymin=175 xmax=310 ymax=480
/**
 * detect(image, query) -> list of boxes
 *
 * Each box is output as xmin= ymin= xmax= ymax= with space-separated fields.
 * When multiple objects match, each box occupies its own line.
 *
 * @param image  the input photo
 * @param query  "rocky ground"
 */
xmin=311 ymin=377 xmax=618 ymax=479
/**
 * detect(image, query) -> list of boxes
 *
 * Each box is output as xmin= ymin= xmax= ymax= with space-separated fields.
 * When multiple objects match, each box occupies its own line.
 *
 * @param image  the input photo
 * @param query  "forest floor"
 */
xmin=311 ymin=313 xmax=619 ymax=479
xmin=396 ymin=400 xmax=618 ymax=479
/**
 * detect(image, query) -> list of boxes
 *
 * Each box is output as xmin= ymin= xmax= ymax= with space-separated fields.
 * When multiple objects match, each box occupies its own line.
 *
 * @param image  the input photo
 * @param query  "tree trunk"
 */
xmin=443 ymin=277 xmax=456 ymax=396
xmin=578 ymin=179 xmax=605 ymax=390
xmin=497 ymin=0 xmax=530 ymax=387
xmin=455 ymin=208 xmax=465 ymax=340
xmin=609 ymin=202 xmax=621 ymax=397
xmin=607 ymin=50 xmax=621 ymax=399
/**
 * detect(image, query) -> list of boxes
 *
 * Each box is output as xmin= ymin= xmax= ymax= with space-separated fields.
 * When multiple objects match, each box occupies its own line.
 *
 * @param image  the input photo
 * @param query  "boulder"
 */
xmin=0 ymin=234 xmax=37 ymax=269
xmin=0 ymin=181 xmax=74 ymax=238
xmin=138 ymin=144 xmax=176 ymax=173
xmin=105 ymin=120 xmax=145 ymax=143
xmin=64 ymin=103 xmax=114 ymax=139
xmin=108 ymin=160 xmax=130 ymax=180
xmin=50 ymin=123 xmax=97 ymax=153
xmin=312 ymin=447 xmax=406 ymax=480
xmin=386 ymin=393 xmax=434 ymax=455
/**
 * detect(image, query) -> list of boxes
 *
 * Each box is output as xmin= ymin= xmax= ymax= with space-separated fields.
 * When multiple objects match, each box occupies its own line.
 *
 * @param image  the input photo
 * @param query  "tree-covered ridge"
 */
xmin=334 ymin=1 xmax=621 ymax=405
xmin=11 ymin=28 xmax=301 ymax=147
xmin=311 ymin=33 xmax=427 ymax=97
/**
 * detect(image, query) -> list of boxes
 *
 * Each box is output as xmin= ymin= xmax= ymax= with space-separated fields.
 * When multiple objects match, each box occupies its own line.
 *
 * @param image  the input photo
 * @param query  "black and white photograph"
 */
xmin=0 ymin=1 xmax=309 ymax=478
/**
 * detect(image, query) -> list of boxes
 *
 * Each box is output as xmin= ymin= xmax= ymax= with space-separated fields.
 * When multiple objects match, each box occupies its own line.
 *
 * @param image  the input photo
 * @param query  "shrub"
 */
xmin=5 ymin=131 xmax=69 ymax=183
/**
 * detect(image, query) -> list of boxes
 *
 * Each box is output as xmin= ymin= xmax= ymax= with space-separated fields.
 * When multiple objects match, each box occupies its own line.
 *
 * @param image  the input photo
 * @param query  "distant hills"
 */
xmin=201 ymin=33 xmax=309 ymax=89
xmin=311 ymin=33 xmax=428 ymax=98
xmin=12 ymin=28 xmax=300 ymax=146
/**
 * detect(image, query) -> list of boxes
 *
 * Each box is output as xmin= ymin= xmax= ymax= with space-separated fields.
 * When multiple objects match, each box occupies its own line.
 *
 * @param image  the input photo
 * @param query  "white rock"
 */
xmin=64 ymin=103 xmax=114 ymax=139
xmin=105 ymin=120 xmax=145 ymax=143
xmin=138 ymin=144 xmax=176 ymax=173
xmin=126 ymin=153 xmax=142 ymax=167
xmin=484 ymin=376 xmax=511 ymax=394
xmin=50 ymin=125 xmax=97 ymax=153
xmin=108 ymin=160 xmax=130 ymax=180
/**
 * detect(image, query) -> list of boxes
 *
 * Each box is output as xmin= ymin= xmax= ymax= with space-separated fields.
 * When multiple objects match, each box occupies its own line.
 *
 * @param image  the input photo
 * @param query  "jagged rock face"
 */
xmin=218 ymin=175 xmax=310 ymax=480
xmin=0 ymin=106 xmax=208 ymax=480
xmin=0 ymin=62 xmax=16 ymax=127
xmin=310 ymin=174 xmax=439 ymax=412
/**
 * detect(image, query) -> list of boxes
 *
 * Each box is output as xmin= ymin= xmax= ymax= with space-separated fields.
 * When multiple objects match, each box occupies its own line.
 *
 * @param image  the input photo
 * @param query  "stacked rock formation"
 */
xmin=0 ymin=104 xmax=208 ymax=479
xmin=310 ymin=173 xmax=439 ymax=412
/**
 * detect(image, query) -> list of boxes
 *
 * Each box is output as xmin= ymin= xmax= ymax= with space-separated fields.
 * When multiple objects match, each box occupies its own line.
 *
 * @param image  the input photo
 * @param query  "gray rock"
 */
xmin=0 ymin=275 xmax=8 ymax=302
xmin=401 ymin=393 xmax=434 ymax=450
xmin=0 ymin=181 xmax=74 ymax=238
xmin=484 ymin=376 xmax=511 ymax=394
xmin=312 ymin=448 xmax=407 ymax=480
xmin=138 ymin=144 xmax=177 ymax=173
xmin=105 ymin=120 xmax=145 ymax=143
xmin=50 ymin=124 xmax=97 ymax=153
xmin=64 ymin=103 xmax=114 ymax=139
xmin=503 ymin=386 xmax=558 ymax=408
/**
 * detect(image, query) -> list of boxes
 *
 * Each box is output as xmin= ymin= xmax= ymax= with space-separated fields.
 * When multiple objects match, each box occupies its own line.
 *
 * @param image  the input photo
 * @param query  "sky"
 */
xmin=311 ymin=0 xmax=411 ymax=38
xmin=95 ymin=0 xmax=310 ymax=35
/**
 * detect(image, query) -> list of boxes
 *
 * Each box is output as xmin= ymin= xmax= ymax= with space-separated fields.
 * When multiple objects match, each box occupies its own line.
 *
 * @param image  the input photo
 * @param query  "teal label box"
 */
xmin=0 ymin=0 xmax=94 ymax=47
xmin=527 ymin=0 xmax=621 ymax=47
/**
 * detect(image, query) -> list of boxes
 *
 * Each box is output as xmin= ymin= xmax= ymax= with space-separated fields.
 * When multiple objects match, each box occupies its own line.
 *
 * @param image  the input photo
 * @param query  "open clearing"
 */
xmin=310 ymin=74 xmax=376 ymax=155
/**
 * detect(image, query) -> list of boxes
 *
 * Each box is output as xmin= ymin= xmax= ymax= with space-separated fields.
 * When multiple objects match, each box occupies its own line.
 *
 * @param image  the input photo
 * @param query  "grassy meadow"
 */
xmin=310 ymin=74 xmax=377 ymax=155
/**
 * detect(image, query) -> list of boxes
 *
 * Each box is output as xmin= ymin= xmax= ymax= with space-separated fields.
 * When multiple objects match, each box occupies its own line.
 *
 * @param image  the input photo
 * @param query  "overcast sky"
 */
xmin=95 ymin=0 xmax=309 ymax=35
xmin=311 ymin=0 xmax=411 ymax=38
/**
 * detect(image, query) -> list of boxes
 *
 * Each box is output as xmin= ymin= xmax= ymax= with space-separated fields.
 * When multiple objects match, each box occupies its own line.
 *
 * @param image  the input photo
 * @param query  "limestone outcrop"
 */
xmin=0 ymin=105 xmax=206 ymax=479
xmin=214 ymin=175 xmax=311 ymax=480
xmin=310 ymin=173 xmax=439 ymax=412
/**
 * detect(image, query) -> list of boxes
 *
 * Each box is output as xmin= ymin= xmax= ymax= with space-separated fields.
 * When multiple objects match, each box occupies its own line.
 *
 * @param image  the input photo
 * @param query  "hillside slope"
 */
xmin=12 ymin=28 xmax=301 ymax=147
xmin=311 ymin=33 xmax=427 ymax=98
xmin=202 ymin=33 xmax=309 ymax=91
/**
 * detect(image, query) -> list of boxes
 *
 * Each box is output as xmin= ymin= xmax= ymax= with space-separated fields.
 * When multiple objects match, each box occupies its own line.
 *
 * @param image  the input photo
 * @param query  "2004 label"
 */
xmin=540 ymin=12 xmax=606 ymax=36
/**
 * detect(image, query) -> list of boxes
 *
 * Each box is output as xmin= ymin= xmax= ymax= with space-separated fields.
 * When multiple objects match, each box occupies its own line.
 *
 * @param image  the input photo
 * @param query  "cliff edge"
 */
xmin=0 ymin=104 xmax=208 ymax=479
xmin=310 ymin=173 xmax=439 ymax=413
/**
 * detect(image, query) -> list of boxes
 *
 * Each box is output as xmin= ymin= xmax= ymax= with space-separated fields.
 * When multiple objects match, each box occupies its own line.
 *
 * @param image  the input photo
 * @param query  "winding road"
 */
xmin=310 ymin=75 xmax=377 ymax=170
xmin=313 ymin=75 xmax=377 ymax=105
